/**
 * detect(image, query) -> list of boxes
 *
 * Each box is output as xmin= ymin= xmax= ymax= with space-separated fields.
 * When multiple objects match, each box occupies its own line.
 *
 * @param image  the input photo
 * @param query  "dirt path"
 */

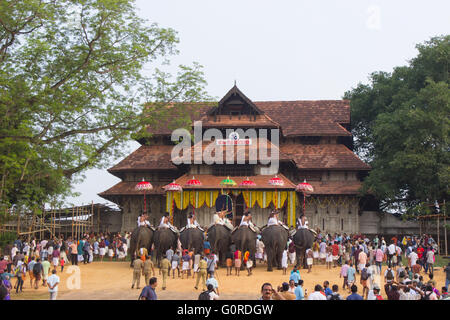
xmin=11 ymin=261 xmax=447 ymax=300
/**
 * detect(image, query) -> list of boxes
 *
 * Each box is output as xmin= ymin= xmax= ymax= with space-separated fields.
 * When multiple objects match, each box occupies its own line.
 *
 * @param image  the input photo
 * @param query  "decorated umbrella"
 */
xmin=269 ymin=175 xmax=284 ymax=209
xmin=135 ymin=178 xmax=153 ymax=213
xmin=240 ymin=177 xmax=256 ymax=210
xmin=163 ymin=180 xmax=183 ymax=191
xmin=163 ymin=181 xmax=182 ymax=224
xmin=185 ymin=176 xmax=202 ymax=187
xmin=220 ymin=176 xmax=237 ymax=187
xmin=296 ymin=179 xmax=314 ymax=214
xmin=185 ymin=176 xmax=202 ymax=214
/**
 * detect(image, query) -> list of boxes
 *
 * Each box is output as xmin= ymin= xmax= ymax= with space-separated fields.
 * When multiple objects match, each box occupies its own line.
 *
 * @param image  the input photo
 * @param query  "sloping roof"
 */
xmin=172 ymin=138 xmax=293 ymax=164
xmin=280 ymin=144 xmax=371 ymax=170
xmin=98 ymin=181 xmax=166 ymax=197
xmin=199 ymin=114 xmax=280 ymax=128
xmin=108 ymin=145 xmax=178 ymax=173
xmin=254 ymin=100 xmax=351 ymax=137
xmin=173 ymin=174 xmax=296 ymax=190
xmin=145 ymin=100 xmax=351 ymax=137
xmin=308 ymin=181 xmax=363 ymax=195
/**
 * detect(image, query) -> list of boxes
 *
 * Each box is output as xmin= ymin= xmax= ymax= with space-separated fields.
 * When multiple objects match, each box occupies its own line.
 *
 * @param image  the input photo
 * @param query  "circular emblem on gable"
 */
xmin=229 ymin=132 xmax=239 ymax=141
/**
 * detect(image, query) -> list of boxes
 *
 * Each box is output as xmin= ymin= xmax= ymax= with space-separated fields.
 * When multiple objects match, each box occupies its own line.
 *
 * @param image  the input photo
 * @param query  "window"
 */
xmin=341 ymin=218 xmax=344 ymax=231
xmin=213 ymin=165 xmax=254 ymax=176
xmin=322 ymin=218 xmax=325 ymax=231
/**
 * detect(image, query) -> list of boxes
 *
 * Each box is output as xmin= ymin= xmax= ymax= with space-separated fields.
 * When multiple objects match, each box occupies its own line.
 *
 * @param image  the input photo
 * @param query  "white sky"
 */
xmin=66 ymin=0 xmax=450 ymax=207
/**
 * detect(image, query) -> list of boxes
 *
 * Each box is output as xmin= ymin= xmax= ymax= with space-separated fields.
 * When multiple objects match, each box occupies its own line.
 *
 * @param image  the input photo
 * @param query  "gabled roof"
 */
xmin=280 ymin=144 xmax=371 ymax=170
xmin=207 ymin=85 xmax=264 ymax=116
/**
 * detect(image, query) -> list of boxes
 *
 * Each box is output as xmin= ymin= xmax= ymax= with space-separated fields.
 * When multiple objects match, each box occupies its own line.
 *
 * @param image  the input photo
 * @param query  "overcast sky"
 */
xmin=66 ymin=0 xmax=450 ymax=207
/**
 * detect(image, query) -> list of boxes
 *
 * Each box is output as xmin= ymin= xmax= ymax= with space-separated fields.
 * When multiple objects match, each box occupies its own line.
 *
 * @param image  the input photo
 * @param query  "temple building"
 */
xmin=99 ymin=85 xmax=378 ymax=233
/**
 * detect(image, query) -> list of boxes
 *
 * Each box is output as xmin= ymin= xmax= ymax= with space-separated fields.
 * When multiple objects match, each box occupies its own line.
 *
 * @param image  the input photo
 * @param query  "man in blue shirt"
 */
xmin=289 ymin=267 xmax=301 ymax=285
xmin=346 ymin=285 xmax=363 ymax=300
xmin=139 ymin=277 xmax=158 ymax=300
xmin=294 ymin=280 xmax=305 ymax=300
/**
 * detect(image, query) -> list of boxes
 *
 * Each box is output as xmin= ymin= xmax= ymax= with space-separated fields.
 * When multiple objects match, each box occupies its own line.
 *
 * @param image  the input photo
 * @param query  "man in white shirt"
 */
xmin=387 ymin=242 xmax=396 ymax=268
xmin=137 ymin=213 xmax=151 ymax=228
xmin=206 ymin=284 xmax=219 ymax=300
xmin=308 ymin=285 xmax=327 ymax=300
xmin=47 ymin=269 xmax=60 ymax=300
xmin=11 ymin=245 xmax=18 ymax=259
xmin=206 ymin=274 xmax=219 ymax=295
xmin=409 ymin=250 xmax=418 ymax=267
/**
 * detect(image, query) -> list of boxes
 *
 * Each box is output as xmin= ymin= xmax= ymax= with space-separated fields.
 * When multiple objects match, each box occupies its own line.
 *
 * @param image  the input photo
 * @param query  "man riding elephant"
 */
xmin=261 ymin=222 xmax=289 ymax=272
xmin=231 ymin=214 xmax=257 ymax=269
xmin=180 ymin=213 xmax=204 ymax=255
xmin=292 ymin=215 xmax=315 ymax=269
xmin=128 ymin=225 xmax=154 ymax=267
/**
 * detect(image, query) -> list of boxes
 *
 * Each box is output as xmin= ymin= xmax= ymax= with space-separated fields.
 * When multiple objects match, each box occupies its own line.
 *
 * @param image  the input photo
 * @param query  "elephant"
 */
xmin=292 ymin=228 xmax=315 ymax=269
xmin=231 ymin=226 xmax=257 ymax=269
xmin=206 ymin=224 xmax=231 ymax=267
xmin=179 ymin=227 xmax=204 ymax=255
xmin=153 ymin=228 xmax=178 ymax=267
xmin=261 ymin=224 xmax=289 ymax=271
xmin=128 ymin=226 xmax=154 ymax=266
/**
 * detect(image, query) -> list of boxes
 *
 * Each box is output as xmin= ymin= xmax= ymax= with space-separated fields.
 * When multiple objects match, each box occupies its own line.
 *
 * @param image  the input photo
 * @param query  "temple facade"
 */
xmin=99 ymin=86 xmax=377 ymax=233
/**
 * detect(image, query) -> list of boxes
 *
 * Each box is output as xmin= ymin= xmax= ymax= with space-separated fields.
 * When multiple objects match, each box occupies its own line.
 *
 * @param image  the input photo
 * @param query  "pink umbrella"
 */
xmin=163 ymin=180 xmax=183 ymax=191
xmin=296 ymin=179 xmax=314 ymax=214
xmin=185 ymin=176 xmax=202 ymax=214
xmin=269 ymin=175 xmax=284 ymax=208
xmin=135 ymin=179 xmax=153 ymax=213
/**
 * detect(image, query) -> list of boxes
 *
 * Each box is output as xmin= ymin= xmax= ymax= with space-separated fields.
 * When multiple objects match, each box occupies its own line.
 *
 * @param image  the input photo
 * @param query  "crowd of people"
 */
xmin=1 ymin=227 xmax=449 ymax=301
xmin=0 ymin=231 xmax=132 ymax=300
xmin=257 ymin=232 xmax=449 ymax=300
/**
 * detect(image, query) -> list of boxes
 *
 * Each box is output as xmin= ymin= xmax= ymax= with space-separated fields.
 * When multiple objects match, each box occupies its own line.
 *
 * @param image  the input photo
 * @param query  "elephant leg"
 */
xmin=267 ymin=249 xmax=273 ymax=271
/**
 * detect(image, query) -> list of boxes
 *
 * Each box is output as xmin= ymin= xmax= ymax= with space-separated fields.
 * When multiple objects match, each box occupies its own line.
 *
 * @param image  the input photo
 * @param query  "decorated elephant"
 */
xmin=292 ymin=228 xmax=315 ymax=269
xmin=206 ymin=224 xmax=231 ymax=267
xmin=261 ymin=224 xmax=289 ymax=271
xmin=128 ymin=226 xmax=154 ymax=266
xmin=231 ymin=226 xmax=257 ymax=269
xmin=153 ymin=228 xmax=178 ymax=267
xmin=179 ymin=227 xmax=204 ymax=255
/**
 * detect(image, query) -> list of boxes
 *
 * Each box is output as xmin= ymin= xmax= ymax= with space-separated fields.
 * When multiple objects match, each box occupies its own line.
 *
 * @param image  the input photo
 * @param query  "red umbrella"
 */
xmin=185 ymin=176 xmax=202 ymax=187
xmin=135 ymin=179 xmax=153 ymax=213
xmin=269 ymin=175 xmax=284 ymax=209
xmin=240 ymin=177 xmax=256 ymax=210
xmin=296 ymin=179 xmax=314 ymax=214
xmin=239 ymin=177 xmax=256 ymax=187
xmin=163 ymin=180 xmax=182 ymax=224
xmin=185 ymin=176 xmax=202 ymax=214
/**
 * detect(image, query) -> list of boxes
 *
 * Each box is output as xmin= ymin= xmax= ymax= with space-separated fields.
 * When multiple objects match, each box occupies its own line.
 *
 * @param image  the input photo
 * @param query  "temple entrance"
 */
xmin=233 ymin=193 xmax=245 ymax=226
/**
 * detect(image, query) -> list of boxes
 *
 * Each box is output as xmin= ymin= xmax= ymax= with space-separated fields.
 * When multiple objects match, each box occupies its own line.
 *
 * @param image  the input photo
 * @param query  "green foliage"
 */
xmin=0 ymin=231 xmax=16 ymax=249
xmin=0 ymin=0 xmax=211 ymax=210
xmin=344 ymin=36 xmax=450 ymax=213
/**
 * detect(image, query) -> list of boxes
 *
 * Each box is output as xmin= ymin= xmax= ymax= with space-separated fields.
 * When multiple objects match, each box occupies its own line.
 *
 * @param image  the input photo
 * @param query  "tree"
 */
xmin=0 ymin=0 xmax=210 ymax=210
xmin=344 ymin=35 xmax=449 ymax=214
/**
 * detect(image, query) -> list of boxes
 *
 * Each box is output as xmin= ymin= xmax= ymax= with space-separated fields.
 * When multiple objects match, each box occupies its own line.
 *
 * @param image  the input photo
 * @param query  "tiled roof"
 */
xmin=307 ymin=181 xmax=363 ymax=195
xmin=108 ymin=145 xmax=177 ymax=173
xmin=280 ymin=144 xmax=371 ymax=170
xmin=173 ymin=174 xmax=296 ymax=190
xmin=172 ymin=138 xmax=293 ymax=164
xmin=98 ymin=181 xmax=166 ymax=197
xmin=199 ymin=114 xmax=280 ymax=128
xmin=145 ymin=100 xmax=351 ymax=137
xmin=254 ymin=100 xmax=351 ymax=137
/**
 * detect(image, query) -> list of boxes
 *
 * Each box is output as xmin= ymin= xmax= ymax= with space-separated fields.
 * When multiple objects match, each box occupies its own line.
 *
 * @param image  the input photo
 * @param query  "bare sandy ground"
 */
xmin=11 ymin=260 xmax=447 ymax=300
